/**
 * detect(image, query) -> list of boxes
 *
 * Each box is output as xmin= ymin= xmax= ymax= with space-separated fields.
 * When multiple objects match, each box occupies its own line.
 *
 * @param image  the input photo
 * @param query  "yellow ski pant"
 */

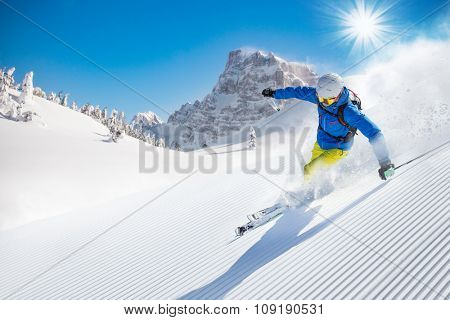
xmin=304 ymin=142 xmax=349 ymax=180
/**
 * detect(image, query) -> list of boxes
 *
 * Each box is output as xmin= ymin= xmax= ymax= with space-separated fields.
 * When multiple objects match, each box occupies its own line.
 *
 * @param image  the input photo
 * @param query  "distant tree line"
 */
xmin=0 ymin=65 xmax=166 ymax=147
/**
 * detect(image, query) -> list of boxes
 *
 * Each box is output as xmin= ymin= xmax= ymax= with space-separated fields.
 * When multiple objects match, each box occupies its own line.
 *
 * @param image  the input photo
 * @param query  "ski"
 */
xmin=235 ymin=204 xmax=286 ymax=237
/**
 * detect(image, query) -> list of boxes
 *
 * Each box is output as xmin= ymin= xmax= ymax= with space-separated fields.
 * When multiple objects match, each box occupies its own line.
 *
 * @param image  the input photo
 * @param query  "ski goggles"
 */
xmin=318 ymin=96 xmax=339 ymax=106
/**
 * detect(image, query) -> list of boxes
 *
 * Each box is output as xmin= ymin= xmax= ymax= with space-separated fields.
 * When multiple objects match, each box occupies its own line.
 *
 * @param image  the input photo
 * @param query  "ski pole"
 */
xmin=394 ymin=140 xmax=449 ymax=170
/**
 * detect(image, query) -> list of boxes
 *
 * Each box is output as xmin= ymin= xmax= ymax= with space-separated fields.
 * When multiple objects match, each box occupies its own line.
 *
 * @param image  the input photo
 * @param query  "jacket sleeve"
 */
xmin=344 ymin=106 xmax=391 ymax=164
xmin=273 ymin=86 xmax=318 ymax=104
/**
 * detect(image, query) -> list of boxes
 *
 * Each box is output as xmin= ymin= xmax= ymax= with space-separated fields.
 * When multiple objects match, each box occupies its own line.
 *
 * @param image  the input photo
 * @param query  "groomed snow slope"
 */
xmin=0 ymin=39 xmax=448 ymax=300
xmin=0 ymin=139 xmax=448 ymax=299
xmin=0 ymin=92 xmax=448 ymax=299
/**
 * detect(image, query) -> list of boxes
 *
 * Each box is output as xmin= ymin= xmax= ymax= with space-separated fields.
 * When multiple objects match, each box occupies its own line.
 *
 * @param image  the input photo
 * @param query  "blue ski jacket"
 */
xmin=274 ymin=86 xmax=390 ymax=164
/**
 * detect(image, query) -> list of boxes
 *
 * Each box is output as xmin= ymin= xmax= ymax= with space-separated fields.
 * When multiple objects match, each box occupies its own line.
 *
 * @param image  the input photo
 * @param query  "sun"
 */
xmin=327 ymin=0 xmax=395 ymax=55
xmin=344 ymin=1 xmax=384 ymax=49
xmin=351 ymin=11 xmax=378 ymax=39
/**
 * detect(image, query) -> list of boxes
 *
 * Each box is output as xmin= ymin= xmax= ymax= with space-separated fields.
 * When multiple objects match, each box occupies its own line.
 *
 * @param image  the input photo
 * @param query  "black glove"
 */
xmin=378 ymin=160 xmax=395 ymax=180
xmin=262 ymin=88 xmax=275 ymax=97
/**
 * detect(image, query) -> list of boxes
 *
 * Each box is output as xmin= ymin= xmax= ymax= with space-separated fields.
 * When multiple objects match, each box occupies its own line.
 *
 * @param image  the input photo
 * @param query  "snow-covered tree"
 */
xmin=47 ymin=92 xmax=56 ymax=102
xmin=156 ymin=137 xmax=166 ymax=148
xmin=0 ymin=81 xmax=8 ymax=103
xmin=124 ymin=123 xmax=132 ymax=135
xmin=111 ymin=108 xmax=117 ymax=121
xmin=71 ymin=101 xmax=78 ymax=111
xmin=92 ymin=105 xmax=101 ymax=119
xmin=15 ymin=104 xmax=32 ymax=122
xmin=87 ymin=104 xmax=94 ymax=116
xmin=33 ymin=87 xmax=46 ymax=98
xmin=19 ymin=71 xmax=34 ymax=105
xmin=0 ymin=81 xmax=31 ymax=122
xmin=248 ymin=126 xmax=256 ymax=149
xmin=145 ymin=133 xmax=156 ymax=145
xmin=0 ymin=80 xmax=14 ymax=117
xmin=56 ymin=91 xmax=64 ymax=105
xmin=171 ymin=141 xmax=181 ymax=151
xmin=80 ymin=103 xmax=94 ymax=116
xmin=80 ymin=103 xmax=91 ymax=115
xmin=106 ymin=109 xmax=117 ymax=128
xmin=118 ymin=111 xmax=125 ymax=127
xmin=197 ymin=133 xmax=208 ymax=149
xmin=3 ymin=67 xmax=15 ymax=88
xmin=62 ymin=93 xmax=69 ymax=107
xmin=109 ymin=124 xmax=123 ymax=143
xmin=101 ymin=107 xmax=108 ymax=120
xmin=0 ymin=67 xmax=27 ymax=121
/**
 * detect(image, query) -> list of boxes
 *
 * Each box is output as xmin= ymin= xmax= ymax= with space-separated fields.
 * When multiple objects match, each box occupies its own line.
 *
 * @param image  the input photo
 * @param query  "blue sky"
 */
xmin=0 ymin=0 xmax=448 ymax=120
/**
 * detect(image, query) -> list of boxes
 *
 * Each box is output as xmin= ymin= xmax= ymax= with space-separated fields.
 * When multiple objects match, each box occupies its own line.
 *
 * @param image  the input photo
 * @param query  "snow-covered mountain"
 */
xmin=130 ymin=111 xmax=163 ymax=132
xmin=150 ymin=49 xmax=317 ymax=149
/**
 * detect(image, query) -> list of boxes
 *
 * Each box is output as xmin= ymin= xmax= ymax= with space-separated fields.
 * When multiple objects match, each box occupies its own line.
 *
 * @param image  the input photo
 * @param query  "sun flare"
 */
xmin=351 ymin=12 xmax=378 ymax=38
xmin=330 ymin=0 xmax=395 ymax=55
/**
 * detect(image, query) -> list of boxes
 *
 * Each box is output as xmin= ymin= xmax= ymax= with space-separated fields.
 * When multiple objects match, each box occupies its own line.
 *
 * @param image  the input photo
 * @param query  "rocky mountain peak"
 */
xmin=130 ymin=111 xmax=163 ymax=131
xmin=144 ymin=49 xmax=318 ymax=149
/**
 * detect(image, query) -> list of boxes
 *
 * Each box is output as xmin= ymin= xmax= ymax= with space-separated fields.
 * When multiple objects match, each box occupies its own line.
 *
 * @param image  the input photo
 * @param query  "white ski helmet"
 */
xmin=316 ymin=73 xmax=344 ymax=98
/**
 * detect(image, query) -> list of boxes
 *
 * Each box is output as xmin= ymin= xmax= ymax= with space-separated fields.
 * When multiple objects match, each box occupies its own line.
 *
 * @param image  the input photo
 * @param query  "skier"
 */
xmin=262 ymin=73 xmax=395 ymax=180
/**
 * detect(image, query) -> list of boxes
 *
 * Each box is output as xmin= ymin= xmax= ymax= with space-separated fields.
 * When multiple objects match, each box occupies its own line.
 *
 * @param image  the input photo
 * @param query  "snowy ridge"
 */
xmin=0 ymin=92 xmax=182 ymax=230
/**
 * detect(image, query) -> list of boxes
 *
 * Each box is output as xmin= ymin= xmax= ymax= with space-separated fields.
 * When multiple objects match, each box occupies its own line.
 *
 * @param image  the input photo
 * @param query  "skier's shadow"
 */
xmin=179 ymin=183 xmax=386 ymax=300
xmin=178 ymin=201 xmax=319 ymax=300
